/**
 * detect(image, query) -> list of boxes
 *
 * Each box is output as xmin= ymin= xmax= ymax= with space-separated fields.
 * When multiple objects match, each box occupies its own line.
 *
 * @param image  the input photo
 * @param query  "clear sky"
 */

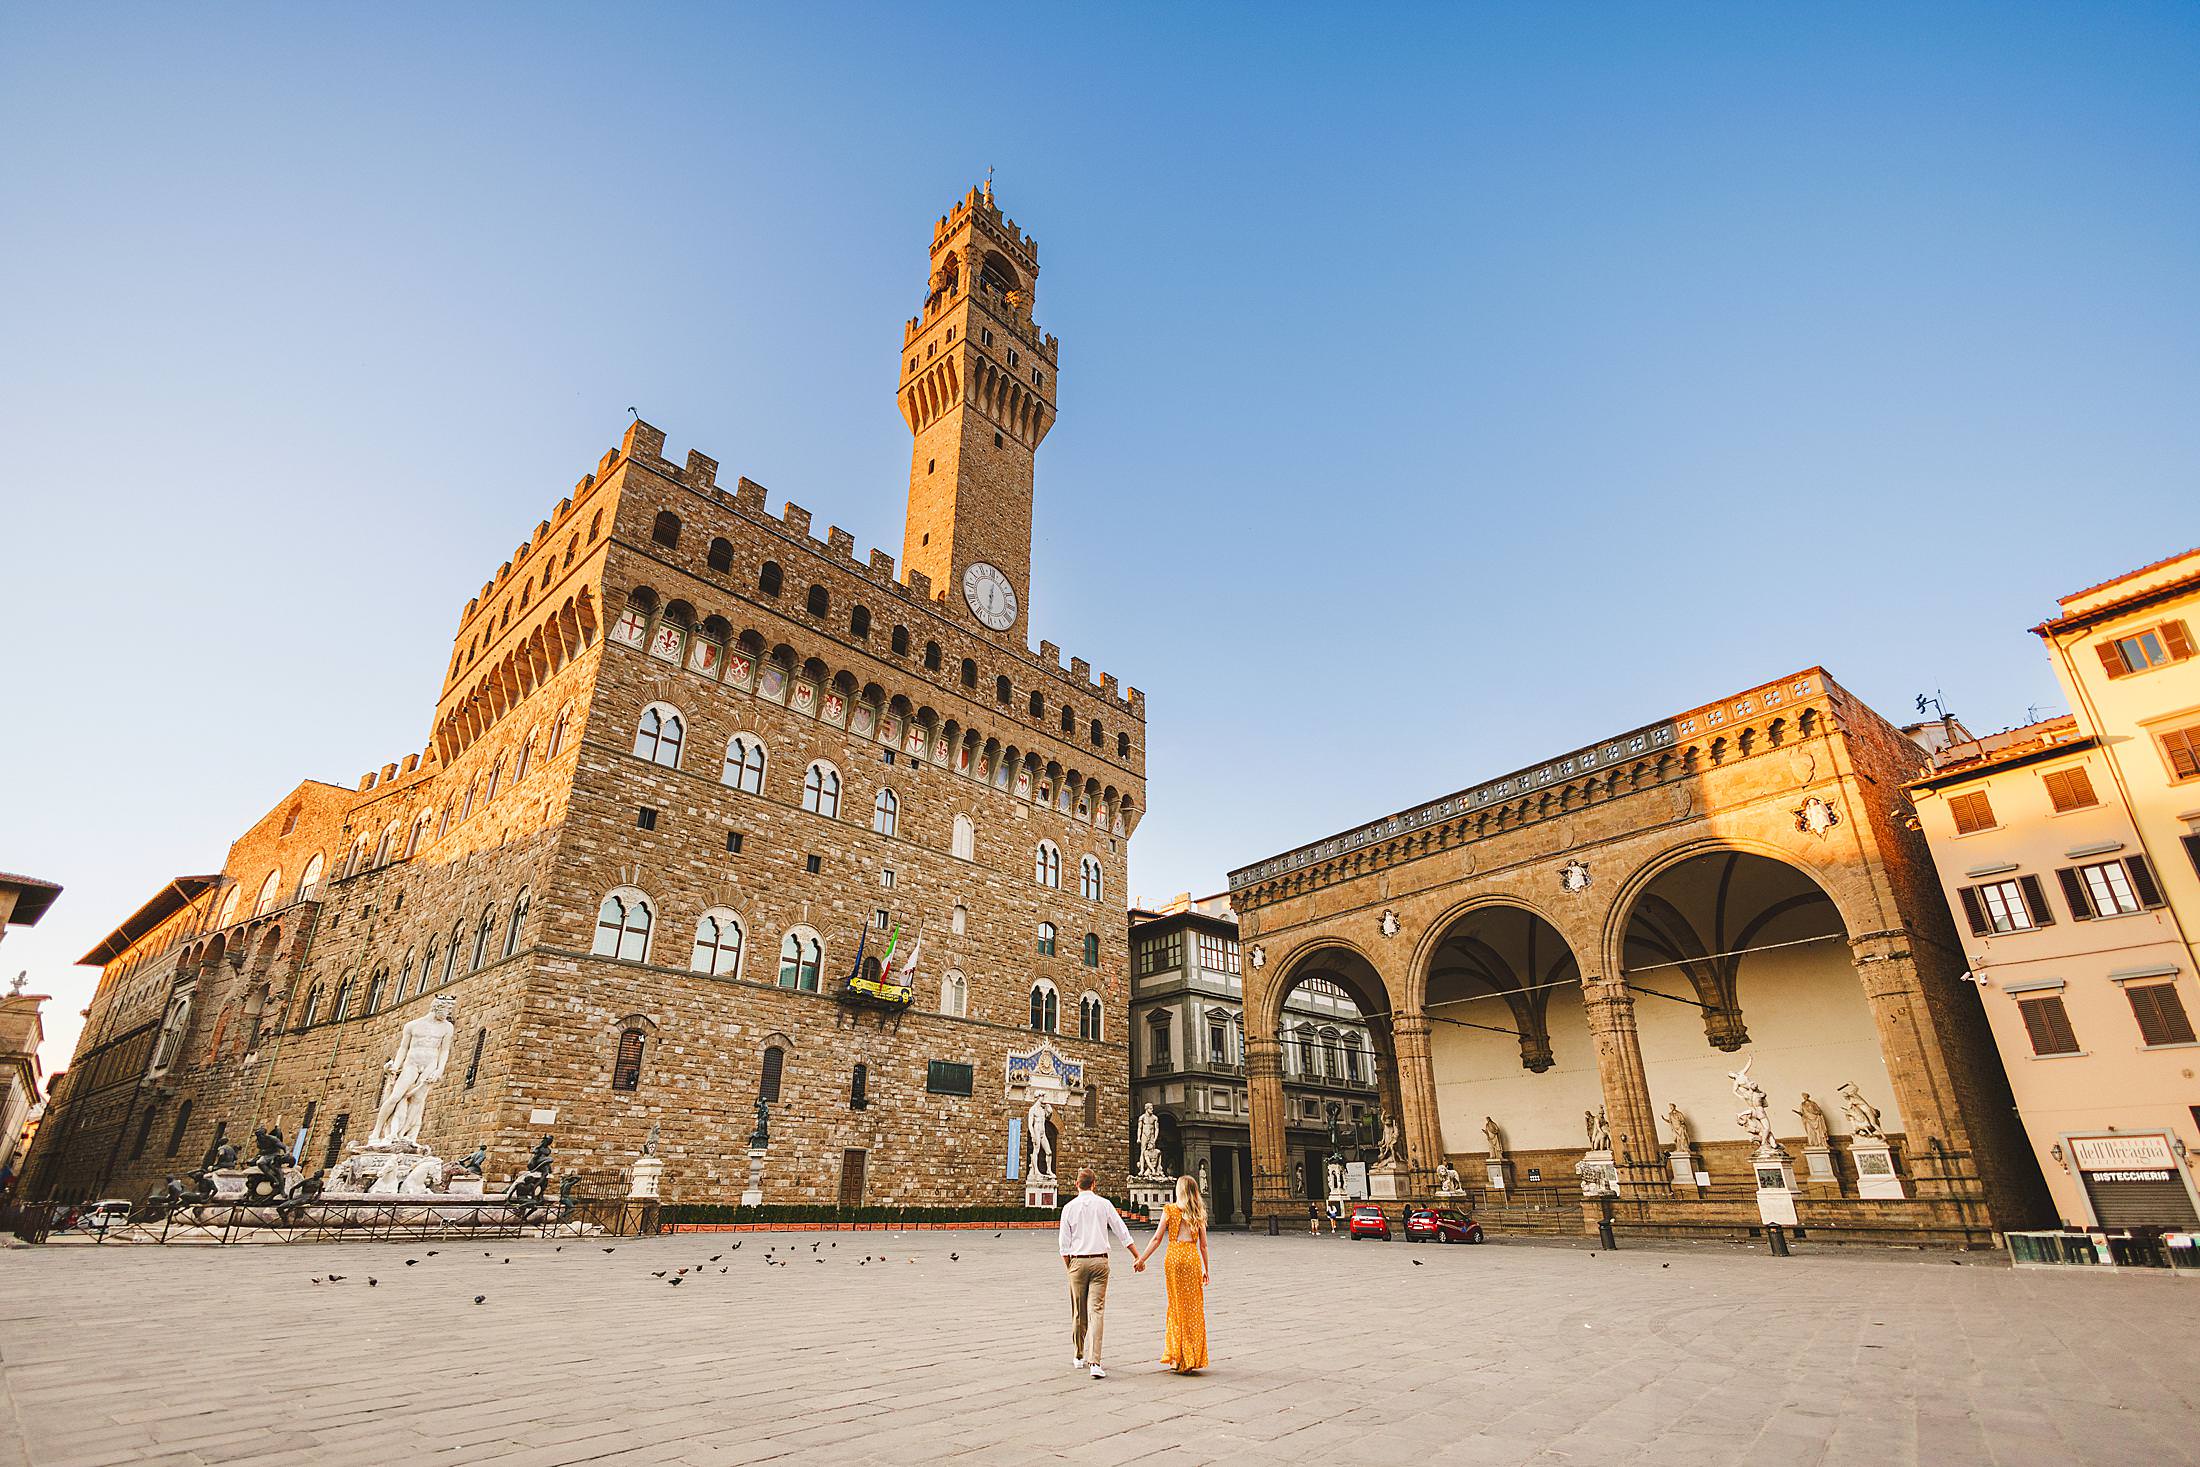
xmin=4 ymin=4 xmax=2196 ymax=1078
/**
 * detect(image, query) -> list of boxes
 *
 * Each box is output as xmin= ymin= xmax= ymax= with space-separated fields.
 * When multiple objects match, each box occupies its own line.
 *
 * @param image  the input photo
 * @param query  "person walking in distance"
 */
xmin=1059 ymin=1166 xmax=1138 ymax=1380
xmin=1133 ymin=1172 xmax=1211 ymax=1373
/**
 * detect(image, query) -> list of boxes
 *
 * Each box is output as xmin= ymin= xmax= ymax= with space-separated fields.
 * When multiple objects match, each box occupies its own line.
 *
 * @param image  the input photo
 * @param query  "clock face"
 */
xmin=962 ymin=561 xmax=1018 ymax=631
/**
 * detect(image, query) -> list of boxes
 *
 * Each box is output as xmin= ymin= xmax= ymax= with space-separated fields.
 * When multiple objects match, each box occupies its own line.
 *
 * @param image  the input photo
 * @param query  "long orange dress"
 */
xmin=1159 ymin=1202 xmax=1208 ymax=1373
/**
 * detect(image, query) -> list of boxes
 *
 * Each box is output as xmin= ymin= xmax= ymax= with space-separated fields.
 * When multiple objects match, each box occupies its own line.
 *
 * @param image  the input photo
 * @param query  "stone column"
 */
xmin=1391 ymin=1013 xmax=1444 ymax=1193
xmin=1580 ymin=973 xmax=1671 ymax=1197
xmin=1245 ymin=1034 xmax=1290 ymax=1218
xmin=1848 ymin=931 xmax=1968 ymax=1199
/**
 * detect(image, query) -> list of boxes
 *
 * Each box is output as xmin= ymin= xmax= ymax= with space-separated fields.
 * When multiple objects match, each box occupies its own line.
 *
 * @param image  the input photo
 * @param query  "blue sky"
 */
xmin=3 ymin=4 xmax=2196 ymax=1075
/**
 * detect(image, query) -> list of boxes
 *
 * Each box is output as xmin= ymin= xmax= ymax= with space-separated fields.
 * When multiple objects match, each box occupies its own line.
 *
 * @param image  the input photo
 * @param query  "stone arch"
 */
xmin=1597 ymin=833 xmax=1876 ymax=980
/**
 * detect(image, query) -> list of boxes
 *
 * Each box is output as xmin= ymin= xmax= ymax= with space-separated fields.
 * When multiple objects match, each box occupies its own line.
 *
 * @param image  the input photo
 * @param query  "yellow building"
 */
xmin=1909 ymin=548 xmax=2200 ymax=1230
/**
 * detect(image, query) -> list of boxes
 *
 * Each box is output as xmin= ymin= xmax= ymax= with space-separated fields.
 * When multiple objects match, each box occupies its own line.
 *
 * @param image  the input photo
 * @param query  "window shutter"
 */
xmin=2127 ymin=854 xmax=2165 ymax=909
xmin=2017 ymin=874 xmax=2054 ymax=928
xmin=2162 ymin=619 xmax=2195 ymax=661
xmin=760 ymin=1045 xmax=784 ymax=1102
xmin=1957 ymin=886 xmax=1991 ymax=936
xmin=2056 ymin=867 xmax=2094 ymax=920
xmin=2096 ymin=641 xmax=2129 ymax=678
xmin=2163 ymin=727 xmax=2200 ymax=781
xmin=2183 ymin=832 xmax=2200 ymax=879
xmin=2019 ymin=996 xmax=2079 ymax=1056
xmin=2127 ymin=984 xmax=2197 ymax=1047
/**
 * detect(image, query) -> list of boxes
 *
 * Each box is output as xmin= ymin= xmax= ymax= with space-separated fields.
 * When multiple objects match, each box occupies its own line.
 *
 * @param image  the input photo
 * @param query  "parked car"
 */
xmin=1404 ymin=1206 xmax=1484 ymax=1244
xmin=80 ymin=1199 xmax=132 ymax=1234
xmin=1348 ymin=1204 xmax=1391 ymax=1240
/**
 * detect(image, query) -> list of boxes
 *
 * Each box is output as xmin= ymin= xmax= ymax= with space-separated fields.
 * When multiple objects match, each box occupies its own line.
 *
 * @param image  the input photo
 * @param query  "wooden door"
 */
xmin=839 ymin=1149 xmax=867 ymax=1209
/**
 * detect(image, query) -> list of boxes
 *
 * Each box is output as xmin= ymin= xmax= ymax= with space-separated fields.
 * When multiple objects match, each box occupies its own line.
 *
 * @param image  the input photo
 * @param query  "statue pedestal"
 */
xmin=1575 ymin=1150 xmax=1619 ymax=1199
xmin=1668 ymin=1148 xmax=1700 ymax=1193
xmin=1802 ymin=1146 xmax=1839 ymax=1188
xmin=1128 ymin=1178 xmax=1173 ymax=1218
xmin=1025 ymin=1173 xmax=1059 ymax=1210
xmin=446 ymin=1175 xmax=484 ymax=1198
xmin=209 ymin=1169 xmax=250 ymax=1200
xmin=1851 ymin=1141 xmax=1904 ymax=1199
xmin=1753 ymin=1152 xmax=1799 ymax=1227
xmin=739 ymin=1146 xmax=766 ymax=1209
xmin=1367 ymin=1164 xmax=1405 ymax=1201
xmin=629 ymin=1155 xmax=663 ymax=1201
xmin=1484 ymin=1157 xmax=1512 ymax=1191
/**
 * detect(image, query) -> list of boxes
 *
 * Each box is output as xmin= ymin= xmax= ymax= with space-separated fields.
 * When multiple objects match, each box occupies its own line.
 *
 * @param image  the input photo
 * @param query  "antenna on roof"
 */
xmin=1915 ymin=690 xmax=1947 ymax=721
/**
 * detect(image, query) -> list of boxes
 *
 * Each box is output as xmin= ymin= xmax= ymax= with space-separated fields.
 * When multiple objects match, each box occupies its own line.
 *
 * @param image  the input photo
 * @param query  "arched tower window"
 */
xmin=723 ymin=734 xmax=768 ymax=793
xmin=634 ymin=703 xmax=684 ymax=767
xmin=872 ymin=788 xmax=899 ymax=837
xmin=592 ymin=890 xmax=653 ymax=963
xmin=1029 ymin=981 xmax=1059 ymax=1034
xmin=778 ymin=928 xmax=823 ymax=992
xmin=651 ymin=510 xmax=681 ymax=548
xmin=802 ymin=762 xmax=841 ymax=818
xmin=691 ymin=910 xmax=744 ymax=978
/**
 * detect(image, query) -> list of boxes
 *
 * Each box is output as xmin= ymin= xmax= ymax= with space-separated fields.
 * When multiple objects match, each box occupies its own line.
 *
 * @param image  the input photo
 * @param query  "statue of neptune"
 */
xmin=368 ymin=994 xmax=457 ymax=1149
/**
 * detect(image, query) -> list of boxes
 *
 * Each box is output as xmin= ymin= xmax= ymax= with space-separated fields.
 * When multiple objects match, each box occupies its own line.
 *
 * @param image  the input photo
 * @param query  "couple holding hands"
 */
xmin=1058 ymin=1168 xmax=1209 ymax=1379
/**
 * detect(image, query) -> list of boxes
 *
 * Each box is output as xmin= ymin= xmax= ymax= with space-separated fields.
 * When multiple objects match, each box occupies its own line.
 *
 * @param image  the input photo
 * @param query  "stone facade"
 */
xmin=1228 ymin=669 xmax=2051 ymax=1243
xmin=24 ymin=187 xmax=1146 ymax=1211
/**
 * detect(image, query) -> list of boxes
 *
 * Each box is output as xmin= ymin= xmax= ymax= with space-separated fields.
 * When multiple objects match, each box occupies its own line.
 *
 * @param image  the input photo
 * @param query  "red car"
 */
xmin=1405 ymin=1206 xmax=1485 ymax=1244
xmin=1347 ymin=1204 xmax=1391 ymax=1240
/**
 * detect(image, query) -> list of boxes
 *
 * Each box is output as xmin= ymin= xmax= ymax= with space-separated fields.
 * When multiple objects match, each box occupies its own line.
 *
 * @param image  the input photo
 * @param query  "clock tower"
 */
xmin=898 ymin=183 xmax=1058 ymax=643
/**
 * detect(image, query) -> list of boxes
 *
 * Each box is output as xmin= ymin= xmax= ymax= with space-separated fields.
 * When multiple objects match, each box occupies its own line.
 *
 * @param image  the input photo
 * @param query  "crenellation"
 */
xmin=825 ymin=525 xmax=855 ymax=559
xmin=868 ymin=548 xmax=896 ymax=579
xmin=1069 ymin=657 xmax=1089 ymax=684
xmin=682 ymin=449 xmax=718 ymax=489
xmin=620 ymin=418 xmax=667 ymax=464
xmin=1039 ymin=640 xmax=1060 ymax=667
xmin=781 ymin=502 xmax=811 ymax=536
xmin=906 ymin=569 xmax=932 ymax=601
xmin=735 ymin=476 xmax=767 ymax=512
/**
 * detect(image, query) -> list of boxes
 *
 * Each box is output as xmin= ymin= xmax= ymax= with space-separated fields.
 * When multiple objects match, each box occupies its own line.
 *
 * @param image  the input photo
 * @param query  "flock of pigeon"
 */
xmin=300 ymin=1230 xmax=1020 ymax=1306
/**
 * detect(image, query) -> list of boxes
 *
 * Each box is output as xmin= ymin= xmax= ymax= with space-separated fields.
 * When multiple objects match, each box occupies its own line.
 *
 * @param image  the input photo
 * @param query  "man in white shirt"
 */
xmin=1058 ymin=1166 xmax=1138 ymax=1379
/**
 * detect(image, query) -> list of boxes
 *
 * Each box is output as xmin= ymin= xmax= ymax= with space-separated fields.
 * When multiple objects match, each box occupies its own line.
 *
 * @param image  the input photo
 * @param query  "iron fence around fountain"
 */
xmin=10 ymin=1195 xmax=661 ymax=1246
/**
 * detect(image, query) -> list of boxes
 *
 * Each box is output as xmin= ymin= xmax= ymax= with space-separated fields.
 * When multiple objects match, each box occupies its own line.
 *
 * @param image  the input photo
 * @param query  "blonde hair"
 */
xmin=1174 ymin=1172 xmax=1206 ymax=1228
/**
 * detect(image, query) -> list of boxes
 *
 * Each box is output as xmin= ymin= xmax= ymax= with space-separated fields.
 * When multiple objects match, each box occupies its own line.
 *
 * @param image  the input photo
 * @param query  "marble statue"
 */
xmin=367 ymin=993 xmax=457 ymax=1149
xmin=1325 ymin=1157 xmax=1346 ymax=1196
xmin=1197 ymin=1157 xmax=1210 ymax=1197
xmin=749 ymin=1096 xmax=770 ymax=1149
xmin=1293 ymin=1162 xmax=1306 ymax=1195
xmin=1795 ymin=1093 xmax=1831 ymax=1150
xmin=1135 ymin=1103 xmax=1166 ymax=1180
xmin=1663 ymin=1103 xmax=1694 ymax=1152
xmin=1584 ymin=1107 xmax=1610 ymax=1153
xmin=641 ymin=1121 xmax=662 ymax=1158
xmin=1729 ymin=1057 xmax=1778 ymax=1155
xmin=1482 ymin=1115 xmax=1506 ymax=1158
xmin=1026 ymin=1096 xmax=1055 ymax=1178
xmin=1437 ymin=1160 xmax=1465 ymax=1195
xmin=1374 ymin=1111 xmax=1402 ymax=1168
xmin=1837 ymin=1082 xmax=1884 ymax=1140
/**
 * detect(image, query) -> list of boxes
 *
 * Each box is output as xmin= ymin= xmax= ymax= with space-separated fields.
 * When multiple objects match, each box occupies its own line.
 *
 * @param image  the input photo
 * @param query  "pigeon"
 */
xmin=484 ymin=1251 xmax=492 ymax=1257
xmin=602 ymin=1247 xmax=616 ymax=1254
xmin=368 ymin=1278 xmax=378 ymax=1286
xmin=677 ymin=1267 xmax=689 ymax=1275
xmin=1661 ymin=1264 xmax=1670 ymax=1269
xmin=811 ymin=1242 xmax=820 ymax=1252
xmin=670 ymin=1277 xmax=683 ymax=1287
xmin=473 ymin=1295 xmax=486 ymax=1305
xmin=309 ymin=1278 xmax=322 ymax=1286
xmin=652 ymin=1271 xmax=668 ymax=1278
xmin=710 ymin=1254 xmax=722 ymax=1262
xmin=406 ymin=1259 xmax=419 ymax=1267
xmin=427 ymin=1250 xmax=440 ymax=1257
xmin=830 ymin=1242 xmax=836 ymax=1248
xmin=502 ymin=1259 xmax=510 ymax=1265
xmin=719 ymin=1267 xmax=728 ymax=1274
xmin=950 ymin=1253 xmax=959 ymax=1261
xmin=556 ymin=1247 xmax=563 ymax=1252
xmin=993 ymin=1232 xmax=1002 ymax=1239
xmin=1411 ymin=1259 xmax=1424 ymax=1266
xmin=731 ymin=1242 xmax=740 ymax=1250
xmin=327 ymin=1275 xmax=345 ymax=1282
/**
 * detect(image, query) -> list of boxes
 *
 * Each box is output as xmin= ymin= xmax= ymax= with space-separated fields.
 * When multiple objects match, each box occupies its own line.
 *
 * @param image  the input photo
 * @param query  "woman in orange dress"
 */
xmin=1134 ymin=1173 xmax=1209 ymax=1372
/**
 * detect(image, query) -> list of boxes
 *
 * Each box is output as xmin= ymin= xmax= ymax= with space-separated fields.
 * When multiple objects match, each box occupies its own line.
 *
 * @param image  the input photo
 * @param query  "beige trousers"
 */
xmin=1066 ymin=1256 xmax=1110 ymax=1362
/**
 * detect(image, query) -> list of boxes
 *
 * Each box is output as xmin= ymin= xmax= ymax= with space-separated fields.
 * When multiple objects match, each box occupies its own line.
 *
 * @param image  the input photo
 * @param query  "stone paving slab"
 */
xmin=3 ymin=1229 xmax=2195 ymax=1466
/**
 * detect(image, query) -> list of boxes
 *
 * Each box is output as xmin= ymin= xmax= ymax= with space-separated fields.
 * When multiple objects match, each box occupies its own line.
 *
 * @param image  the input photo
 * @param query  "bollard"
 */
xmin=1267 ymin=1214 xmax=1278 ymax=1237
xmin=1767 ymin=1223 xmax=1790 ymax=1257
xmin=1597 ymin=1215 xmax=1617 ymax=1251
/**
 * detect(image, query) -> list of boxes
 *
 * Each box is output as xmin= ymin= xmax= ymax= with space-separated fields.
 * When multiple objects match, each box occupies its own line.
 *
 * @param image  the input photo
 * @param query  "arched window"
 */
xmin=437 ymin=800 xmax=455 ymax=840
xmin=651 ymin=510 xmax=681 ymax=549
xmin=1061 ymin=705 xmax=1076 ymax=734
xmin=802 ymin=762 xmax=841 ymax=818
xmin=691 ymin=909 xmax=744 ymax=977
xmin=850 ymin=605 xmax=871 ymax=639
xmin=592 ymin=891 xmax=653 ymax=963
xmin=960 ymin=658 xmax=977 ymax=688
xmin=1090 ymin=719 xmax=1103 ymax=748
xmin=1035 ymin=841 xmax=1061 ymax=888
xmin=758 ymin=560 xmax=783 ymax=597
xmin=996 ymin=675 xmax=1012 ymax=704
xmin=1037 ymin=921 xmax=1058 ymax=957
xmin=1029 ymin=981 xmax=1059 ymax=1033
xmin=1079 ymin=855 xmax=1102 ymax=902
xmin=376 ymin=821 xmax=401 ymax=866
xmin=549 ymin=702 xmax=573 ymax=757
xmin=504 ymin=887 xmax=530 ymax=958
xmin=253 ymin=869 xmax=282 ymax=918
xmin=872 ymin=788 xmax=898 ymax=837
xmin=707 ymin=537 xmax=734 ymax=573
xmin=216 ymin=883 xmax=242 ymax=927
xmin=760 ymin=1044 xmax=785 ymax=1102
xmin=951 ymin=814 xmax=975 ymax=861
xmin=778 ymin=928 xmax=823 ymax=991
xmin=461 ymin=779 xmax=477 ymax=822
xmin=1117 ymin=732 xmax=1131 ymax=758
xmin=405 ymin=811 xmax=433 ymax=858
xmin=1079 ymin=994 xmax=1104 ymax=1041
xmin=166 ymin=1099 xmax=194 ymax=1157
xmin=442 ymin=921 xmax=463 ymax=983
xmin=1343 ymin=1034 xmax=1363 ymax=1082
xmin=148 ymin=988 xmax=194 ymax=1073
xmin=295 ymin=986 xmax=320 ymax=1032
xmin=940 ymin=970 xmax=967 ymax=1018
xmin=515 ymin=732 xmax=535 ymax=783
xmin=850 ymin=1062 xmax=868 ymax=1110
xmin=1297 ymin=1025 xmax=1318 ymax=1076
xmin=296 ymin=854 xmax=324 ymax=901
xmin=329 ymin=972 xmax=355 ymax=1023
xmin=633 ymin=703 xmax=684 ymax=767
xmin=472 ymin=903 xmax=497 ymax=970
xmin=588 ymin=508 xmax=603 ymax=542
xmin=806 ymin=585 xmax=829 ymax=617
xmin=1322 ymin=1027 xmax=1342 ymax=1079
xmin=723 ymin=734 xmax=767 ymax=793
xmin=923 ymin=641 xmax=942 ymax=672
xmin=1029 ymin=690 xmax=1044 ymax=718
xmin=418 ymin=939 xmax=438 ymax=995
xmin=366 ymin=966 xmax=390 ymax=1014
xmin=486 ymin=756 xmax=506 ymax=805
xmin=891 ymin=625 xmax=910 ymax=656
xmin=612 ymin=1027 xmax=646 ymax=1091
xmin=1082 ymin=932 xmax=1100 ymax=967
xmin=952 ymin=902 xmax=968 ymax=934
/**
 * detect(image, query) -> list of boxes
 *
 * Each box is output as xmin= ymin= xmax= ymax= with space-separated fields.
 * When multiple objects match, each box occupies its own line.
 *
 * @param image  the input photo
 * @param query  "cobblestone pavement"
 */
xmin=3 ymin=1226 xmax=2195 ymax=1467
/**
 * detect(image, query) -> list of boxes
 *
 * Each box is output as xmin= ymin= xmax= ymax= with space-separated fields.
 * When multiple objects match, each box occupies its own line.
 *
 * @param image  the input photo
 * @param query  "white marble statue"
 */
xmin=1584 ymin=1106 xmax=1611 ymax=1153
xmin=1026 ymin=1096 xmax=1055 ymax=1179
xmin=1375 ymin=1111 xmax=1402 ymax=1168
xmin=1482 ymin=1115 xmax=1506 ymax=1159
xmin=1135 ymin=1102 xmax=1166 ymax=1180
xmin=1729 ymin=1057 xmax=1779 ymax=1157
xmin=1837 ymin=1082 xmax=1884 ymax=1140
xmin=1663 ymin=1102 xmax=1694 ymax=1152
xmin=367 ymin=994 xmax=457 ymax=1150
xmin=1325 ymin=1158 xmax=1346 ymax=1196
xmin=1437 ymin=1160 xmax=1465 ymax=1195
xmin=1795 ymin=1094 xmax=1832 ymax=1150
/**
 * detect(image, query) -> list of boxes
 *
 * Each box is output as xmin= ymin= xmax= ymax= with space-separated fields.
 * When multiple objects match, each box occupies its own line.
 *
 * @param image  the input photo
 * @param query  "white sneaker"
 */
xmin=1089 ymin=1365 xmax=1107 ymax=1380
xmin=1072 ymin=1357 xmax=1084 ymax=1369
